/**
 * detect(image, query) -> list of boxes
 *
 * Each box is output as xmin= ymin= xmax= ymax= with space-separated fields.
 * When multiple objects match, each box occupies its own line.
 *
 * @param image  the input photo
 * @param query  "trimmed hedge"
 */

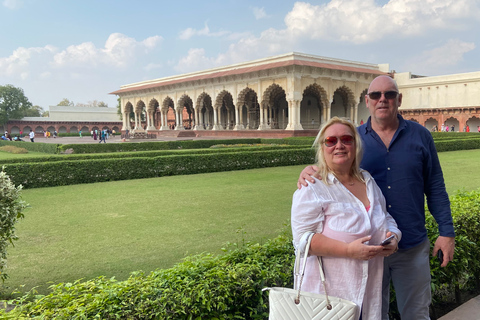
xmin=3 ymin=148 xmax=316 ymax=189
xmin=58 ymin=139 xmax=264 ymax=154
xmin=433 ymin=138 xmax=480 ymax=152
xmin=0 ymin=145 xmax=306 ymax=166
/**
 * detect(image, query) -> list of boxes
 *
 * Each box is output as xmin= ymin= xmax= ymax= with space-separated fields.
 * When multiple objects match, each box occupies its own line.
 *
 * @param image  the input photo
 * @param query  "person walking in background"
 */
xmin=298 ymin=75 xmax=455 ymax=319
xmin=79 ymin=130 xmax=82 ymax=138
xmin=99 ymin=130 xmax=106 ymax=143
xmin=29 ymin=130 xmax=35 ymax=142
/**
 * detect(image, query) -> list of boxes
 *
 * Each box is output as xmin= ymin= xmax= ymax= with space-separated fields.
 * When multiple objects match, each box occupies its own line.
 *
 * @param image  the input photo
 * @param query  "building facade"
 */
xmin=4 ymin=106 xmax=122 ymax=136
xmin=111 ymin=52 xmax=389 ymax=136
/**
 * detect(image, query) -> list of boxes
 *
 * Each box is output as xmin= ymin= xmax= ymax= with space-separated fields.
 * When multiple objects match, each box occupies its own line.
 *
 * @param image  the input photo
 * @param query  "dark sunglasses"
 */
xmin=324 ymin=135 xmax=355 ymax=147
xmin=367 ymin=91 xmax=399 ymax=100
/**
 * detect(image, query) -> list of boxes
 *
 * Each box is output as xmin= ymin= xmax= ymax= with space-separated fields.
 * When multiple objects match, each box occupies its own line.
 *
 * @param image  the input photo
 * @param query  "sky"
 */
xmin=0 ymin=0 xmax=479 ymax=112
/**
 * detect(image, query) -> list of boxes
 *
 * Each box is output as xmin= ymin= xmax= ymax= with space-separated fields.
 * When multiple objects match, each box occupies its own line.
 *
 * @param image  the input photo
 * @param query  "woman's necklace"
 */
xmin=332 ymin=172 xmax=355 ymax=186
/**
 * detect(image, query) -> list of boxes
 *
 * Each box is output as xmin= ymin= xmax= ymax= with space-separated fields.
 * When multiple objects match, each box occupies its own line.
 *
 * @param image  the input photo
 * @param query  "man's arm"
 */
xmin=297 ymin=165 xmax=320 ymax=189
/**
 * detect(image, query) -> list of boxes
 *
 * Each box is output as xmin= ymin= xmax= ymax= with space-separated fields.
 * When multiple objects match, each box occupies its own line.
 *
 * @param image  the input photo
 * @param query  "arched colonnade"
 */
xmin=120 ymin=80 xmax=375 ymax=133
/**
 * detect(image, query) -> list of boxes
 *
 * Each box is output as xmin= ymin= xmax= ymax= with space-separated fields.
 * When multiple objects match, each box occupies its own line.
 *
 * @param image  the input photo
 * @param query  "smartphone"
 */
xmin=437 ymin=249 xmax=444 ymax=264
xmin=380 ymin=235 xmax=395 ymax=246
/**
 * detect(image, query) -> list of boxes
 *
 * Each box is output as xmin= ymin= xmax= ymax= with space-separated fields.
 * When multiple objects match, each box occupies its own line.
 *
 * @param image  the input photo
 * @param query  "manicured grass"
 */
xmin=0 ymin=150 xmax=50 ymax=159
xmin=2 ymin=150 xmax=480 ymax=297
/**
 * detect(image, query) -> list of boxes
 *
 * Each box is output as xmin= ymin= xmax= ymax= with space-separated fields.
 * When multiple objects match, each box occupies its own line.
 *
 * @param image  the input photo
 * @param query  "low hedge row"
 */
xmin=2 ymin=190 xmax=479 ymax=319
xmin=3 ymin=148 xmax=316 ymax=189
xmin=0 ymin=145 xmax=306 ymax=166
xmin=433 ymin=138 xmax=480 ymax=152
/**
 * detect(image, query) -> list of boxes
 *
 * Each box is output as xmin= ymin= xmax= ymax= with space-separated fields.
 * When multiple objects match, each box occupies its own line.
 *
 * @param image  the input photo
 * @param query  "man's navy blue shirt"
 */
xmin=358 ymin=114 xmax=455 ymax=249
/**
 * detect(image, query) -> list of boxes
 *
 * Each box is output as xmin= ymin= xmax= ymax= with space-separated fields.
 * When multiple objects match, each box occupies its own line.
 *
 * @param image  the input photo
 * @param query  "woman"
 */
xmin=291 ymin=117 xmax=401 ymax=320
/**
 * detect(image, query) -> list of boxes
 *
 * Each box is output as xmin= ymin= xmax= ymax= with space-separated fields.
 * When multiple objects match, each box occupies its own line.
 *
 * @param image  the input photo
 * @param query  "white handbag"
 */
xmin=263 ymin=232 xmax=359 ymax=320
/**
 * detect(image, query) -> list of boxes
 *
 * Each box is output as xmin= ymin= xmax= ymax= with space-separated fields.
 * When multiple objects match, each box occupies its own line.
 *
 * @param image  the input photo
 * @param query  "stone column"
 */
xmin=212 ymin=108 xmax=222 ymax=130
xmin=175 ymin=108 xmax=184 ymax=130
xmin=286 ymin=100 xmax=303 ymax=130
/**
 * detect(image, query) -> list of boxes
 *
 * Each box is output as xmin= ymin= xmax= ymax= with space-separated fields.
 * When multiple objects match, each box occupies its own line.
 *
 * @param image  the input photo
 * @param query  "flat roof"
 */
xmin=110 ymin=52 xmax=387 ymax=95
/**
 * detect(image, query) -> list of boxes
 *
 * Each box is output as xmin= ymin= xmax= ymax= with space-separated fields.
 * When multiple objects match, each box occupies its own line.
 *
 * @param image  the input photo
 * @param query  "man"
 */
xmin=298 ymin=75 xmax=455 ymax=319
xmin=29 ymin=130 xmax=35 ymax=142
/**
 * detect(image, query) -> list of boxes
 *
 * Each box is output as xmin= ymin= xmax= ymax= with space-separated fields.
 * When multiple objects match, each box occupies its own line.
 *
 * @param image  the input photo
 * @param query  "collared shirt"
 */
xmin=291 ymin=171 xmax=401 ymax=320
xmin=358 ymin=114 xmax=455 ymax=249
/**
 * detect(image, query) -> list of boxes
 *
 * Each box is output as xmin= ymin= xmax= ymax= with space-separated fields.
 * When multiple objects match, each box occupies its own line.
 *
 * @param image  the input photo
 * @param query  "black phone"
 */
xmin=380 ymin=235 xmax=395 ymax=246
xmin=437 ymin=249 xmax=444 ymax=264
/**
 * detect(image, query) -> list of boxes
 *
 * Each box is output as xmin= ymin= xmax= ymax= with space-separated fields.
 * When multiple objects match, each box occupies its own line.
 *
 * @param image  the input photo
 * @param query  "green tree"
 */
xmin=23 ymin=105 xmax=44 ymax=117
xmin=0 ymin=168 xmax=27 ymax=281
xmin=97 ymin=101 xmax=108 ymax=108
xmin=117 ymin=96 xmax=122 ymax=120
xmin=0 ymin=84 xmax=32 ymax=126
xmin=57 ymin=98 xmax=74 ymax=106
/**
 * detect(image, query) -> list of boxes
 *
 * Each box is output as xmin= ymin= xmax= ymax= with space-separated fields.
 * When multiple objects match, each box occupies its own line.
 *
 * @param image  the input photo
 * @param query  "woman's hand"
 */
xmin=379 ymin=232 xmax=399 ymax=257
xmin=347 ymin=236 xmax=384 ymax=260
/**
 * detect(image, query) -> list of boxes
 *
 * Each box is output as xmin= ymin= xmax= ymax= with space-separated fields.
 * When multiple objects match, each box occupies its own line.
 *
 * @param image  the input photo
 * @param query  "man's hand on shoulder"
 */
xmin=297 ymin=165 xmax=320 ymax=189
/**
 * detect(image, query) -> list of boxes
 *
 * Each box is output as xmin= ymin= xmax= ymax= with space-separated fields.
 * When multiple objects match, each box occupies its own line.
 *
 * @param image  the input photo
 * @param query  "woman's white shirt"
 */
xmin=291 ymin=170 xmax=401 ymax=320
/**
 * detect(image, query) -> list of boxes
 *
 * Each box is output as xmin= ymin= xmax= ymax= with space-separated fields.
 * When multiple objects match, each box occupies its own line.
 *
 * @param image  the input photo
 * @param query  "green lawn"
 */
xmin=2 ymin=149 xmax=480 ymax=297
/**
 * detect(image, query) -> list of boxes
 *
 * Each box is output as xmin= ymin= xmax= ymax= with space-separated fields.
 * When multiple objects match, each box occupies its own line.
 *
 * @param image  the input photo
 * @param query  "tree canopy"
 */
xmin=0 ymin=84 xmax=32 ymax=125
xmin=57 ymin=98 xmax=74 ymax=106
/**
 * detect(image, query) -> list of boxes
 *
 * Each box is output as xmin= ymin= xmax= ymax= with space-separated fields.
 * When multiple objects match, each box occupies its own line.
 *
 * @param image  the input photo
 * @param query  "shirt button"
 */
xmin=388 ymin=186 xmax=391 ymax=189
xmin=388 ymin=205 xmax=392 ymax=208
xmin=387 ymin=167 xmax=391 ymax=170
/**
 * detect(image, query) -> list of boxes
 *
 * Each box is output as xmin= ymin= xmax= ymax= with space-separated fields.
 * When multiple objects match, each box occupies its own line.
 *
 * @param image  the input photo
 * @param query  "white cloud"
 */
xmin=173 ymin=0 xmax=480 ymax=75
xmin=52 ymin=33 xmax=163 ymax=68
xmin=252 ymin=7 xmax=268 ymax=20
xmin=0 ymin=46 xmax=57 ymax=78
xmin=179 ymin=22 xmax=229 ymax=40
xmin=174 ymin=48 xmax=228 ymax=73
xmin=407 ymin=39 xmax=475 ymax=72
xmin=2 ymin=0 xmax=23 ymax=9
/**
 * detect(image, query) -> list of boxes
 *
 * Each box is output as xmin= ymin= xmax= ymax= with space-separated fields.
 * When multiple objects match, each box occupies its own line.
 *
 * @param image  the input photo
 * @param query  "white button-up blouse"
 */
xmin=291 ymin=170 xmax=401 ymax=320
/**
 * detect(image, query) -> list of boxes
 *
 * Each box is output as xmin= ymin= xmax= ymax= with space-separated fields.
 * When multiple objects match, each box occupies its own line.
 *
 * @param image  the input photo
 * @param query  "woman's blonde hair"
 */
xmin=312 ymin=117 xmax=364 ymax=184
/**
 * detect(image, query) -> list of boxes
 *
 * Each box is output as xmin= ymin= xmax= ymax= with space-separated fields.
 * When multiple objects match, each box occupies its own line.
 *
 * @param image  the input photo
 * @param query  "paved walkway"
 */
xmin=29 ymin=135 xmax=240 ymax=144
xmin=438 ymin=295 xmax=480 ymax=320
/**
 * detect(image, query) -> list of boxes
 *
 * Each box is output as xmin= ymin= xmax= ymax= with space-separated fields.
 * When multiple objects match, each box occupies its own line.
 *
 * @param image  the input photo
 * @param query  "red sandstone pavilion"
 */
xmin=111 ymin=52 xmax=480 ymax=138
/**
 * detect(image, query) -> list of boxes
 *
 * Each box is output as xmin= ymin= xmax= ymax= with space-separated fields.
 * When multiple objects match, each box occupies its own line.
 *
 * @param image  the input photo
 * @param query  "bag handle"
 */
xmin=294 ymin=232 xmax=332 ymax=309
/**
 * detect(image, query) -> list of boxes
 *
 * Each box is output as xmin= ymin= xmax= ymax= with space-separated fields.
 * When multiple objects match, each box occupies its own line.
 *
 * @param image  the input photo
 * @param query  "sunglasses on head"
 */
xmin=367 ymin=91 xmax=399 ymax=100
xmin=324 ymin=135 xmax=355 ymax=147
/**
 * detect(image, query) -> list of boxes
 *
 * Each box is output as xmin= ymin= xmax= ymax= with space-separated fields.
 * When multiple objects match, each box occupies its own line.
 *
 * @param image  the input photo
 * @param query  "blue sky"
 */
xmin=1 ymin=0 xmax=479 ymax=111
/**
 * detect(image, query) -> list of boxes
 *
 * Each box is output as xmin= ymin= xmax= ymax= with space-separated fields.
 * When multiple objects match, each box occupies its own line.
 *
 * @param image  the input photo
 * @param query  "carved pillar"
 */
xmin=175 ymin=108 xmax=184 ymax=130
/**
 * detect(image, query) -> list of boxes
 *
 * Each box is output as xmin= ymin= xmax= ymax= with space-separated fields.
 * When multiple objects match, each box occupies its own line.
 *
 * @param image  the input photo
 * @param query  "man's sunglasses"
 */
xmin=367 ymin=91 xmax=399 ymax=100
xmin=324 ymin=135 xmax=355 ymax=147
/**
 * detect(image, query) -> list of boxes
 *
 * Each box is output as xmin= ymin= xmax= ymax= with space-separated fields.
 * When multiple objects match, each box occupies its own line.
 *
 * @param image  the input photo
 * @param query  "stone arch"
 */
xmin=10 ymin=126 xmax=20 ymax=134
xmin=80 ymin=126 xmax=89 ymax=133
xmin=34 ymin=126 xmax=44 ymax=134
xmin=196 ymin=92 xmax=214 ymax=130
xmin=215 ymin=90 xmax=235 ymax=129
xmin=237 ymin=88 xmax=259 ymax=129
xmin=178 ymin=94 xmax=194 ymax=129
xmin=425 ymin=117 xmax=439 ymax=131
xmin=358 ymin=88 xmax=369 ymax=125
xmin=466 ymin=116 xmax=480 ymax=132
xmin=22 ymin=126 xmax=32 ymax=134
xmin=147 ymin=98 xmax=160 ymax=130
xmin=262 ymin=84 xmax=288 ymax=129
xmin=301 ymin=84 xmax=328 ymax=129
xmin=444 ymin=117 xmax=459 ymax=132
xmin=58 ymin=126 xmax=67 ymax=133
xmin=124 ymin=102 xmax=134 ymax=130
xmin=331 ymin=85 xmax=355 ymax=119
xmin=47 ymin=126 xmax=55 ymax=133
xmin=70 ymin=126 xmax=78 ymax=133
xmin=162 ymin=96 xmax=176 ymax=129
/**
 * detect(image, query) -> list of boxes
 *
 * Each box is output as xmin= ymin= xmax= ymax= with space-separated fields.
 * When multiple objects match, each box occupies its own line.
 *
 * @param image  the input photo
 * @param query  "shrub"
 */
xmin=0 ymin=169 xmax=27 ymax=281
